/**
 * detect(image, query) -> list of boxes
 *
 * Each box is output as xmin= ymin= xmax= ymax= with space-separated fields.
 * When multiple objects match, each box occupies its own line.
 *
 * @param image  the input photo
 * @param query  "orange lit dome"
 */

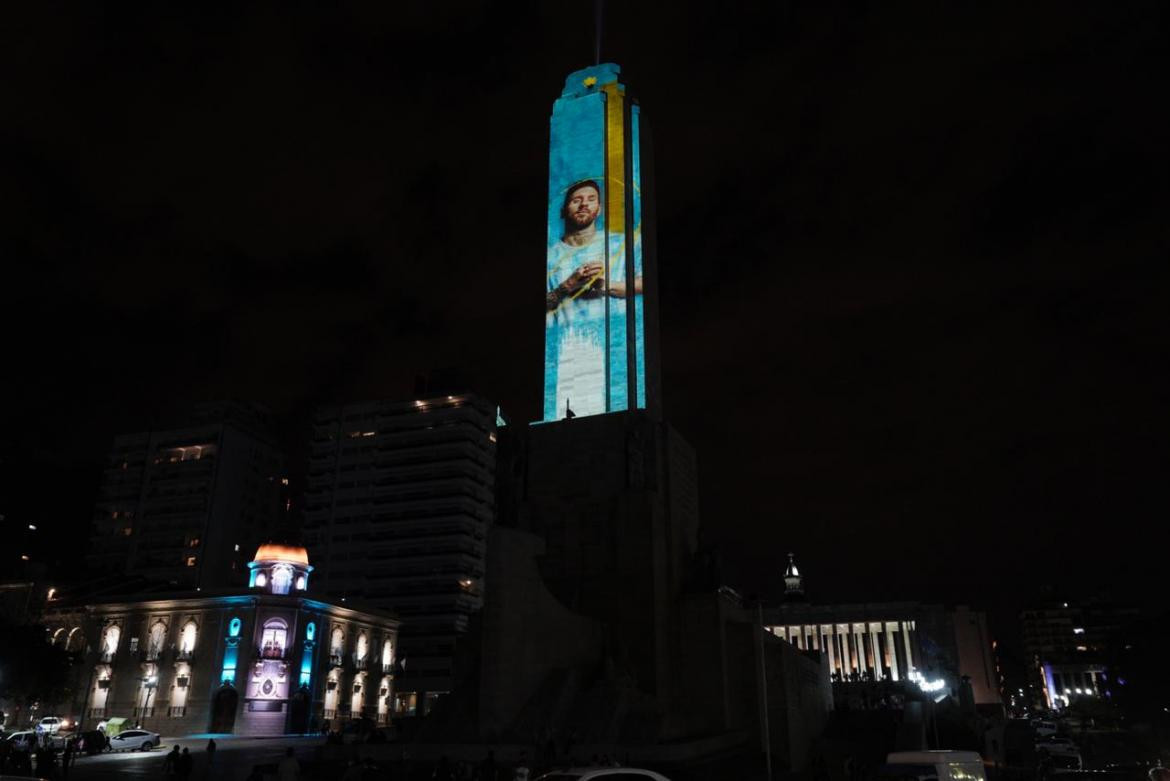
xmin=252 ymin=543 xmax=310 ymax=567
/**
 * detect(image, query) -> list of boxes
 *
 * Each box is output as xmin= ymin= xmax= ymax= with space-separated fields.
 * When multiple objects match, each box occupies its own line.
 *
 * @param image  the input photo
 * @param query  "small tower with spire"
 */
xmin=783 ymin=552 xmax=805 ymax=599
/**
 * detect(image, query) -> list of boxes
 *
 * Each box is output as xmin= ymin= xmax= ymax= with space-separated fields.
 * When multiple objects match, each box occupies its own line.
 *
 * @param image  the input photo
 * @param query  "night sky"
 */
xmin=2 ymin=3 xmax=1167 ymax=614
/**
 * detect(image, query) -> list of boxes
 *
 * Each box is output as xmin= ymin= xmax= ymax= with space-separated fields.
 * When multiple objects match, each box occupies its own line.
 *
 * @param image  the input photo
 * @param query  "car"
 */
xmin=108 ymin=729 xmax=160 ymax=751
xmin=881 ymin=751 xmax=988 ymax=781
xmin=36 ymin=716 xmax=71 ymax=735
xmin=1035 ymin=737 xmax=1081 ymax=770
xmin=536 ymin=770 xmax=672 ymax=780
xmin=1032 ymin=719 xmax=1059 ymax=737
xmin=5 ymin=731 xmax=38 ymax=752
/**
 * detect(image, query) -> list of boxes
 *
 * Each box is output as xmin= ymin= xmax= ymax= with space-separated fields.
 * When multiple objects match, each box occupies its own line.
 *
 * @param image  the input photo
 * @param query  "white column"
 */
xmin=869 ymin=624 xmax=882 ymax=679
xmin=886 ymin=622 xmax=900 ymax=681
xmin=854 ymin=625 xmax=867 ymax=676
xmin=838 ymin=627 xmax=850 ymax=674
xmin=902 ymin=620 xmax=915 ymax=674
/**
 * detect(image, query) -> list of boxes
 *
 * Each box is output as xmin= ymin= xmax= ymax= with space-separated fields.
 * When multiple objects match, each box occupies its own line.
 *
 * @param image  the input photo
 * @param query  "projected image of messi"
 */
xmin=545 ymin=177 xmax=643 ymax=418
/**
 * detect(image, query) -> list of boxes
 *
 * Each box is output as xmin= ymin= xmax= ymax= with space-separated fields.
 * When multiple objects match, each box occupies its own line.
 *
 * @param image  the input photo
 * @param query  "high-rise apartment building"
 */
xmin=302 ymin=394 xmax=497 ymax=711
xmin=87 ymin=405 xmax=286 ymax=590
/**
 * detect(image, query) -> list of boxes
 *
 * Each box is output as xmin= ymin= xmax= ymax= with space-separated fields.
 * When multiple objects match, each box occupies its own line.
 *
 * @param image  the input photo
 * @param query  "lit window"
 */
xmin=20 ymin=554 xmax=29 ymax=561
xmin=1073 ymin=627 xmax=1085 ymax=634
xmin=261 ymin=619 xmax=288 ymax=658
xmin=295 ymin=575 xmax=306 ymax=591
xmin=234 ymin=543 xmax=240 ymax=552
xmin=129 ymin=637 xmax=139 ymax=652
xmin=179 ymin=621 xmax=198 ymax=653
xmin=123 ymin=527 xmax=133 ymax=536
xmin=186 ymin=556 xmax=197 ymax=567
xmin=28 ymin=524 xmax=37 ymax=531
xmin=111 ymin=511 xmax=119 ymax=520
xmin=189 ymin=538 xmax=201 ymax=548
xmin=255 ymin=572 xmax=267 ymax=588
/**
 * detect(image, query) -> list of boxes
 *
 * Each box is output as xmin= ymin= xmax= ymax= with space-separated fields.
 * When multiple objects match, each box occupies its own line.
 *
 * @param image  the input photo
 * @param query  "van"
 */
xmin=881 ymin=751 xmax=988 ymax=781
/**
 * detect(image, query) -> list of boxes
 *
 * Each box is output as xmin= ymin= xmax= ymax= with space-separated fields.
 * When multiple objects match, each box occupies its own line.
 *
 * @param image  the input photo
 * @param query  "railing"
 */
xmin=352 ymin=656 xmax=368 ymax=671
xmin=329 ymin=653 xmax=344 ymax=668
xmin=145 ymin=648 xmax=163 ymax=661
xmin=382 ymin=663 xmax=394 ymax=674
xmin=133 ymin=706 xmax=155 ymax=717
xmin=99 ymin=651 xmax=116 ymax=663
xmin=323 ymin=709 xmax=336 ymax=720
xmin=257 ymin=645 xmax=289 ymax=661
xmin=176 ymin=648 xmax=194 ymax=661
xmin=168 ymin=706 xmax=186 ymax=717
xmin=89 ymin=708 xmax=106 ymax=718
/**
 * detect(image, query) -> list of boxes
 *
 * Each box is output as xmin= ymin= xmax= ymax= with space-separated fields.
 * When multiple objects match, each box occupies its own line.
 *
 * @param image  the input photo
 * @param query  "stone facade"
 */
xmin=44 ymin=547 xmax=399 ymax=736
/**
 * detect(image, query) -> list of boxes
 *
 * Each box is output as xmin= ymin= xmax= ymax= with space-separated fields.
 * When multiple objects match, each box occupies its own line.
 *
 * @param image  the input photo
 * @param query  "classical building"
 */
xmin=86 ymin=404 xmax=287 ymax=590
xmin=301 ymin=394 xmax=497 ymax=715
xmin=44 ymin=544 xmax=399 ymax=736
xmin=762 ymin=556 xmax=1001 ymax=710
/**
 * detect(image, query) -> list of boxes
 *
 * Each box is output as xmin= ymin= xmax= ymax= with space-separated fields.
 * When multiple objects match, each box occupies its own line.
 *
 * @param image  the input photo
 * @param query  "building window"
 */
xmin=186 ymin=556 xmax=197 ymax=567
xmin=179 ymin=621 xmax=198 ymax=655
xmin=261 ymin=619 xmax=288 ymax=659
xmin=271 ymin=564 xmax=293 ymax=595
xmin=129 ymin=637 xmax=139 ymax=653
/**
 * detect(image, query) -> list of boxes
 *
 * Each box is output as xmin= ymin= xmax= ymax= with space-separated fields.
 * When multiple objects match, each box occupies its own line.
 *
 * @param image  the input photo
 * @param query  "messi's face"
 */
xmin=563 ymin=186 xmax=601 ymax=228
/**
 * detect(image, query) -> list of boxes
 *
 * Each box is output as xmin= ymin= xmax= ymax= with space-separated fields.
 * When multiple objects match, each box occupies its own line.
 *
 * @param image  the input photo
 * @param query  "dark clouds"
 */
xmin=1 ymin=2 xmax=1167 ymax=608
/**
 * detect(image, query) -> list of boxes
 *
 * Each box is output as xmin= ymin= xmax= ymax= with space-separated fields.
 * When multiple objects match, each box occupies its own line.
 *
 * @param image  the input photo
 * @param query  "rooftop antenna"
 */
xmin=594 ymin=0 xmax=603 ymax=65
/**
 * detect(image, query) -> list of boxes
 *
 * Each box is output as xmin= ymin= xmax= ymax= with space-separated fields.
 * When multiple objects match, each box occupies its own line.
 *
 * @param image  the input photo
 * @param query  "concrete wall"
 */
xmin=478 ymin=526 xmax=605 ymax=737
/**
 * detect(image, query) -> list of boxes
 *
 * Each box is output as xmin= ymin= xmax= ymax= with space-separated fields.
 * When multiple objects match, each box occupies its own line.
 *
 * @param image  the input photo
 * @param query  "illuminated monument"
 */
xmin=543 ymin=63 xmax=659 ymax=421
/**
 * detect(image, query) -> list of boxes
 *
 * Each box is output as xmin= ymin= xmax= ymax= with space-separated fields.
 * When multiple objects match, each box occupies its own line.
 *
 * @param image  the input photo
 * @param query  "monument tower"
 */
xmin=543 ymin=63 xmax=659 ymax=421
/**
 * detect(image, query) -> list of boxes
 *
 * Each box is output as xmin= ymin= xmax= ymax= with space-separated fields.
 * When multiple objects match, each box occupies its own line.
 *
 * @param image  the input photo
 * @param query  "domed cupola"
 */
xmin=783 ymin=552 xmax=805 ymax=599
xmin=248 ymin=543 xmax=313 ymax=595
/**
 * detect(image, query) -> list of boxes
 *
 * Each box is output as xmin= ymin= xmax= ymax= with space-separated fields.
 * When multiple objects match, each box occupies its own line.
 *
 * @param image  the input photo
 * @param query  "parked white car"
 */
xmin=1035 ymin=736 xmax=1081 ymax=768
xmin=883 ymin=751 xmax=988 ymax=781
xmin=36 ymin=716 xmax=71 ymax=735
xmin=108 ymin=729 xmax=160 ymax=751
xmin=536 ymin=770 xmax=672 ymax=781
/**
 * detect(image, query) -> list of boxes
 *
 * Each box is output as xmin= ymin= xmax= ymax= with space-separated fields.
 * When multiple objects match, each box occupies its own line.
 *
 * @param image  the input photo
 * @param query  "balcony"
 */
xmin=99 ymin=651 xmax=116 ymax=663
xmin=257 ymin=645 xmax=289 ymax=661
xmin=353 ymin=655 xmax=369 ymax=671
xmin=168 ymin=706 xmax=187 ymax=717
xmin=329 ymin=653 xmax=344 ymax=668
xmin=176 ymin=648 xmax=194 ymax=661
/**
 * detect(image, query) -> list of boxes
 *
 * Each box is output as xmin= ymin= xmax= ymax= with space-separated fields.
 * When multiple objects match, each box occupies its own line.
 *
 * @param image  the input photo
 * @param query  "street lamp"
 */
xmin=140 ymin=675 xmax=159 ymax=727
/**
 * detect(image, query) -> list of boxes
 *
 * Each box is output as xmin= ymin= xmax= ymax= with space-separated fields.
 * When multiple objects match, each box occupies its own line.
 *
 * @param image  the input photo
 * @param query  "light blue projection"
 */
xmin=543 ymin=63 xmax=646 ymax=421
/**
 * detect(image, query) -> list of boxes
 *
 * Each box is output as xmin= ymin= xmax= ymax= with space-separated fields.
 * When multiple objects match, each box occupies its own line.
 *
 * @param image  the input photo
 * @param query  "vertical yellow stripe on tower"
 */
xmin=603 ymin=82 xmax=626 ymax=240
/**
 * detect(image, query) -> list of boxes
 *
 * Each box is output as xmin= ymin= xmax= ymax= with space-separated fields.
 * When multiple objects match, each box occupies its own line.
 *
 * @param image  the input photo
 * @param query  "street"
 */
xmin=48 ymin=734 xmax=323 ymax=781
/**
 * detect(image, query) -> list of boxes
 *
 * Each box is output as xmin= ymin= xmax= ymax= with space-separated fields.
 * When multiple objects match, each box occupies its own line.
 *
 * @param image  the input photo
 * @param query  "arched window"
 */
xmin=295 ymin=575 xmax=307 ymax=591
xmin=355 ymin=632 xmax=369 ymax=662
xmin=103 ymin=625 xmax=121 ymax=655
xmin=148 ymin=621 xmax=167 ymax=658
xmin=381 ymin=638 xmax=393 ymax=669
xmin=179 ymin=621 xmax=198 ymax=653
xmin=261 ymin=618 xmax=288 ymax=658
xmin=67 ymin=627 xmax=84 ymax=653
xmin=271 ymin=564 xmax=293 ymax=595
xmin=51 ymin=627 xmax=66 ymax=646
xmin=330 ymin=626 xmax=344 ymax=656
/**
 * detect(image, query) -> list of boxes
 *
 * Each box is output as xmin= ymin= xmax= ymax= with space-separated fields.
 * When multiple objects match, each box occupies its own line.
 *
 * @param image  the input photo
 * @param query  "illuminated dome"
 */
xmin=249 ymin=543 xmax=313 ymax=595
xmin=252 ymin=543 xmax=310 ymax=567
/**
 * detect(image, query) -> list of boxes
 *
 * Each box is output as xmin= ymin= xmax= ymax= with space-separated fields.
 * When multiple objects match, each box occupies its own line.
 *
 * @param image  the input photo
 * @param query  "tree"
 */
xmin=0 ymin=616 xmax=76 ymax=727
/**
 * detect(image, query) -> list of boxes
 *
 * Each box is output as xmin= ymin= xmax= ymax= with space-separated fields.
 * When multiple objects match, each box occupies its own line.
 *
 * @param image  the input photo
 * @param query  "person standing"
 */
xmin=163 ymin=745 xmax=181 ymax=779
xmin=178 ymin=746 xmax=194 ymax=781
xmin=206 ymin=738 xmax=216 ymax=769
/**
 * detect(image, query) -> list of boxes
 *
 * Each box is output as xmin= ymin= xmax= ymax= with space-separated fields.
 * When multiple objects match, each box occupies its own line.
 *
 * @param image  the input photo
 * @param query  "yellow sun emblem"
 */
xmin=583 ymin=76 xmax=598 ymax=88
